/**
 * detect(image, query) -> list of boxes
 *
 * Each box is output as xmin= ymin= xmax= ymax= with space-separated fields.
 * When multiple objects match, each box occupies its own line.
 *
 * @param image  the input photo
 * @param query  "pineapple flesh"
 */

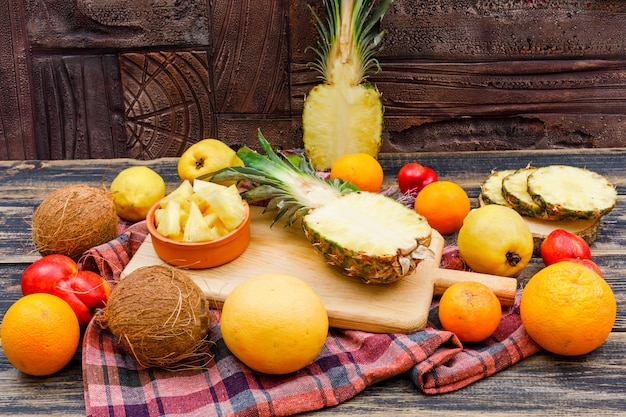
xmin=479 ymin=169 xmax=515 ymax=206
xmin=302 ymin=0 xmax=393 ymax=171
xmin=209 ymin=131 xmax=433 ymax=284
xmin=527 ymin=165 xmax=618 ymax=220
xmin=479 ymin=165 xmax=618 ymax=221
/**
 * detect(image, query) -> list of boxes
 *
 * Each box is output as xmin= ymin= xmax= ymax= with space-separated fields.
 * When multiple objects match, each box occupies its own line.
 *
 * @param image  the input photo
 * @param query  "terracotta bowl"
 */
xmin=146 ymin=200 xmax=251 ymax=269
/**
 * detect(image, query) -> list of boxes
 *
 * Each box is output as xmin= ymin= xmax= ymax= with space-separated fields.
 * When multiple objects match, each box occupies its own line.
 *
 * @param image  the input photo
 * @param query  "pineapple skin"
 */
xmin=302 ymin=83 xmax=383 ymax=171
xmin=501 ymin=167 xmax=546 ymax=218
xmin=303 ymin=225 xmax=429 ymax=284
xmin=301 ymin=192 xmax=433 ymax=284
xmin=480 ymin=169 xmax=516 ymax=206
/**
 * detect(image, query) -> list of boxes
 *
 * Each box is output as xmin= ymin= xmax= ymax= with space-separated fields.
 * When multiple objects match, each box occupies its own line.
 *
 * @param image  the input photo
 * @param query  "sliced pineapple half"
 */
xmin=303 ymin=83 xmax=383 ymax=171
xmin=209 ymin=131 xmax=433 ymax=284
xmin=501 ymin=167 xmax=546 ymax=218
xmin=302 ymin=0 xmax=392 ymax=171
xmin=303 ymin=192 xmax=432 ymax=284
xmin=527 ymin=165 xmax=618 ymax=220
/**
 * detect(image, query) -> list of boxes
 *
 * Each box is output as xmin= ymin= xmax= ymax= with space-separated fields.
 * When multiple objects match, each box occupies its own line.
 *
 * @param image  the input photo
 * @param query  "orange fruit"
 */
xmin=220 ymin=274 xmax=329 ymax=374
xmin=329 ymin=153 xmax=384 ymax=192
xmin=413 ymin=181 xmax=471 ymax=235
xmin=438 ymin=281 xmax=502 ymax=342
xmin=1 ymin=293 xmax=80 ymax=376
xmin=520 ymin=261 xmax=616 ymax=356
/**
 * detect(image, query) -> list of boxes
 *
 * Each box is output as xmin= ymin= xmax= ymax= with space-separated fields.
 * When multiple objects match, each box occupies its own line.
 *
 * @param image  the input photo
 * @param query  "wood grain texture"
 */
xmin=0 ymin=0 xmax=37 ymax=160
xmin=210 ymin=0 xmax=291 ymax=115
xmin=0 ymin=149 xmax=625 ymax=415
xmin=24 ymin=0 xmax=209 ymax=49
xmin=5 ymin=0 xmax=626 ymax=160
xmin=31 ymin=55 xmax=126 ymax=159
xmin=290 ymin=1 xmax=626 ymax=152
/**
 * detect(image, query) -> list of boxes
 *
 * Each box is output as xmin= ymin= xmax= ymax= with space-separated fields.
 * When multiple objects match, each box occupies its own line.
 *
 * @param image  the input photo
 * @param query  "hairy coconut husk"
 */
xmin=96 ymin=265 xmax=212 ymax=370
xmin=32 ymin=184 xmax=118 ymax=260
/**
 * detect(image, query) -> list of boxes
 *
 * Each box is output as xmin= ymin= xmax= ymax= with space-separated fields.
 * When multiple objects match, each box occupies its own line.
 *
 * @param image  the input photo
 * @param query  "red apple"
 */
xmin=560 ymin=258 xmax=603 ymax=277
xmin=21 ymin=254 xmax=77 ymax=294
xmin=540 ymin=229 xmax=592 ymax=266
xmin=21 ymin=254 xmax=111 ymax=327
xmin=397 ymin=163 xmax=438 ymax=194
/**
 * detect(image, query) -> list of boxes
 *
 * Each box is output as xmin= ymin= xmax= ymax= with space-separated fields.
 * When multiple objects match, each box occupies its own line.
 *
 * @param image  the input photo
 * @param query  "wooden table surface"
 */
xmin=0 ymin=148 xmax=625 ymax=416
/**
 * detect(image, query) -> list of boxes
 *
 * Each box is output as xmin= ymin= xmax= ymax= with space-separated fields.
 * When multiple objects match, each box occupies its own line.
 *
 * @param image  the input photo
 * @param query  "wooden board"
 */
xmin=122 ymin=206 xmax=518 ymax=334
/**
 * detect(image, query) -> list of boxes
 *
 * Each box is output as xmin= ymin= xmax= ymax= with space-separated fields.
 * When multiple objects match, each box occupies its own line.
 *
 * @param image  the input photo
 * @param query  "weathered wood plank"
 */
xmin=0 ymin=150 xmax=625 ymax=416
xmin=291 ymin=1 xmax=626 ymax=62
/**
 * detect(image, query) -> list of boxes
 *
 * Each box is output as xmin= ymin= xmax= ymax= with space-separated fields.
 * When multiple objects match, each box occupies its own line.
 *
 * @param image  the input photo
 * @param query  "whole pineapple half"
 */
xmin=209 ymin=131 xmax=433 ymax=284
xmin=302 ymin=0 xmax=393 ymax=171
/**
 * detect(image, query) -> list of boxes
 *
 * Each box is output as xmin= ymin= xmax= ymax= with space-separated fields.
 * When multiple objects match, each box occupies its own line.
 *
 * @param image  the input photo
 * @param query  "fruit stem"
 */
xmin=506 ymin=252 xmax=522 ymax=266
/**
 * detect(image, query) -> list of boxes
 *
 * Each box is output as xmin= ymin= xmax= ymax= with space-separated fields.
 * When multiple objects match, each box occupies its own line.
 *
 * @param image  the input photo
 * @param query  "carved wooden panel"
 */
xmin=31 ymin=54 xmax=126 ymax=159
xmin=0 ymin=0 xmax=36 ymax=159
xmin=2 ymin=0 xmax=626 ymax=160
xmin=119 ymin=51 xmax=214 ymax=159
xmin=25 ymin=0 xmax=209 ymax=49
xmin=289 ymin=1 xmax=626 ymax=152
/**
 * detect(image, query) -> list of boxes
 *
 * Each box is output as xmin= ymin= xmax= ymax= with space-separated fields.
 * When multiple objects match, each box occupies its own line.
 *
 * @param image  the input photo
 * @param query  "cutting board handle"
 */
xmin=432 ymin=269 xmax=518 ymax=307
xmin=422 ymin=230 xmax=518 ymax=307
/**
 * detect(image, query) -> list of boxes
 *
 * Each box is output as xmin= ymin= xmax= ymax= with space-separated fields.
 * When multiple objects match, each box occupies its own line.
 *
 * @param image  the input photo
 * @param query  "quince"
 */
xmin=457 ymin=205 xmax=533 ymax=277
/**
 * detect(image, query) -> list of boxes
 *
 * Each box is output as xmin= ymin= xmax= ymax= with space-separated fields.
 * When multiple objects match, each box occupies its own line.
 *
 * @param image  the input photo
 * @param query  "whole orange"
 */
xmin=220 ymin=274 xmax=329 ymax=375
xmin=520 ymin=261 xmax=616 ymax=356
xmin=329 ymin=153 xmax=384 ymax=192
xmin=438 ymin=281 xmax=502 ymax=342
xmin=1 ymin=293 xmax=80 ymax=376
xmin=413 ymin=181 xmax=471 ymax=235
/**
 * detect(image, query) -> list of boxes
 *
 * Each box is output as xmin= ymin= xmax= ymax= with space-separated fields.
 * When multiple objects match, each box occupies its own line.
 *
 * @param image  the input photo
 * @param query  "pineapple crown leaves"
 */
xmin=206 ymin=130 xmax=359 ymax=227
xmin=307 ymin=0 xmax=393 ymax=86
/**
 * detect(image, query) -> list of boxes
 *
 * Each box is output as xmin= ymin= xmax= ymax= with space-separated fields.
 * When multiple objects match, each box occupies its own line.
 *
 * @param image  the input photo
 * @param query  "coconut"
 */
xmin=96 ymin=265 xmax=212 ymax=370
xmin=31 ymin=184 xmax=118 ymax=260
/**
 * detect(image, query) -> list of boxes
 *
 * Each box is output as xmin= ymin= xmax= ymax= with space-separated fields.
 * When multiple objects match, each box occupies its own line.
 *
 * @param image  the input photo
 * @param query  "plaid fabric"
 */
xmin=80 ymin=221 xmax=541 ymax=417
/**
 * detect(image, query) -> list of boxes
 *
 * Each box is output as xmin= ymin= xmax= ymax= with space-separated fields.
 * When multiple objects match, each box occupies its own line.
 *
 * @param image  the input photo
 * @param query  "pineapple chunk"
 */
xmin=193 ymin=178 xmax=227 ymax=194
xmin=213 ymin=219 xmax=230 ymax=237
xmin=154 ymin=180 xmax=246 ymax=243
xmin=190 ymin=191 xmax=210 ymax=213
xmin=161 ymin=180 xmax=194 ymax=209
xmin=202 ymin=212 xmax=220 ymax=228
xmin=203 ymin=185 xmax=246 ymax=230
xmin=156 ymin=199 xmax=182 ymax=238
xmin=183 ymin=201 xmax=219 ymax=242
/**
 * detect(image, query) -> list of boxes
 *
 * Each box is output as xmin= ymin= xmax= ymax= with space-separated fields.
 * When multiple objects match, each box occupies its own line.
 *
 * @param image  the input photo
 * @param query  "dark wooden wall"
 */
xmin=2 ymin=0 xmax=626 ymax=161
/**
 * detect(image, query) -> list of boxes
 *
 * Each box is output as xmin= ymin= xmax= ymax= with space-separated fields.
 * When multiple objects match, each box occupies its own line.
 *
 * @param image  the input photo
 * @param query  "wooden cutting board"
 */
xmin=122 ymin=206 xmax=518 ymax=334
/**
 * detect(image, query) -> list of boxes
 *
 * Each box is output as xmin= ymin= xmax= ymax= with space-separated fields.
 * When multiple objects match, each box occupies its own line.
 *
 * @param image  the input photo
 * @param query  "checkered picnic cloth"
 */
xmin=80 ymin=220 xmax=541 ymax=417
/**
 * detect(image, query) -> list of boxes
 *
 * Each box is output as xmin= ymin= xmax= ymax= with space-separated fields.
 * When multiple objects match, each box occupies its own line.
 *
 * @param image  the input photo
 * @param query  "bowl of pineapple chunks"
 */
xmin=146 ymin=179 xmax=250 ymax=269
